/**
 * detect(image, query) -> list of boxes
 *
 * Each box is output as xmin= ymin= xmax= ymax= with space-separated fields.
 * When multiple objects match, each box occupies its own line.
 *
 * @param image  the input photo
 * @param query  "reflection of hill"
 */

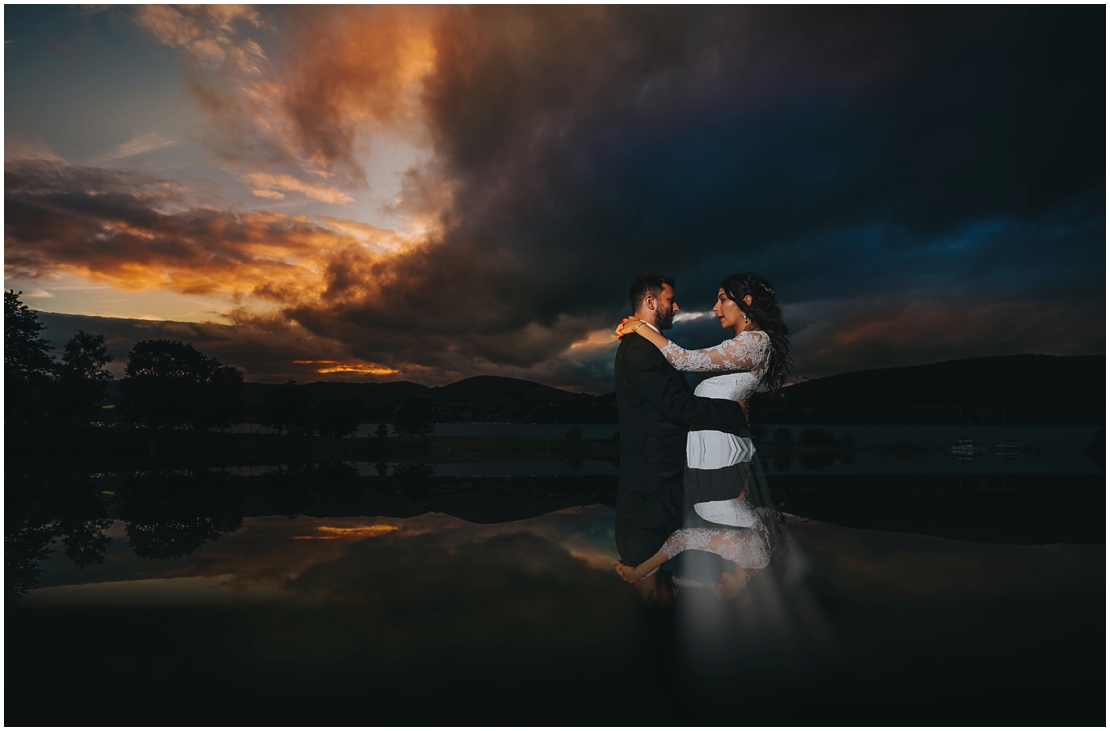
xmin=256 ymin=473 xmax=619 ymax=525
xmin=751 ymin=354 xmax=1104 ymax=424
xmin=774 ymin=473 xmax=1105 ymax=545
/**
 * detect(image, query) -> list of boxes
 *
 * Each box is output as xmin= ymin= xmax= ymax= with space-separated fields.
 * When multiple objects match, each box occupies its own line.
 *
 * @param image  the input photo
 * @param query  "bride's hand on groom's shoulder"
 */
xmin=614 ymin=317 xmax=640 ymax=340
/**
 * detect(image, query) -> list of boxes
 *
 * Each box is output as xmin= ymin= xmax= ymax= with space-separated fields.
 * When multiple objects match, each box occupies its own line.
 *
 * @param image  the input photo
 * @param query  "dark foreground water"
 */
xmin=6 ymin=465 xmax=1105 ymax=725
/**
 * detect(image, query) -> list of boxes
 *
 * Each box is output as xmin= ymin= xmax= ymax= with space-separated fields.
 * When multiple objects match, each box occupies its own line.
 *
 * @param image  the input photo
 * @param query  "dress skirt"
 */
xmin=683 ymin=429 xmax=772 ymax=511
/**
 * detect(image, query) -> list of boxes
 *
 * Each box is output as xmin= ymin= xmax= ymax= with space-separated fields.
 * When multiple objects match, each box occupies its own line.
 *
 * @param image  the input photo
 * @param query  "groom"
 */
xmin=613 ymin=273 xmax=750 ymax=575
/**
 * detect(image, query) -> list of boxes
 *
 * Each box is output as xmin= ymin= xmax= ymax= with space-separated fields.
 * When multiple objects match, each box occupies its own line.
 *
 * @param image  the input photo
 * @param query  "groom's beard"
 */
xmin=654 ymin=308 xmax=675 ymax=331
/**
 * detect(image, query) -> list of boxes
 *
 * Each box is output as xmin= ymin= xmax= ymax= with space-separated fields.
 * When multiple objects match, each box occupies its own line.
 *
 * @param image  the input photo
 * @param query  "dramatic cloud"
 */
xmin=7 ymin=6 xmax=1104 ymax=389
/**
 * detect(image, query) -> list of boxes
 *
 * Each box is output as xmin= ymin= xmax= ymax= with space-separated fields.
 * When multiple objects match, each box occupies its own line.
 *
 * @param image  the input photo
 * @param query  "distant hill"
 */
xmin=749 ymin=354 xmax=1104 ymax=425
xmin=110 ymin=354 xmax=1103 ymax=425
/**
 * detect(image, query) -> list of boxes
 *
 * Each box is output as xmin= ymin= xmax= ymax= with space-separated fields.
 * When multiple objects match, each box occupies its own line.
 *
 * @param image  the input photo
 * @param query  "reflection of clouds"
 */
xmin=27 ymin=507 xmax=619 ymax=607
xmin=295 ymin=524 xmax=400 ymax=539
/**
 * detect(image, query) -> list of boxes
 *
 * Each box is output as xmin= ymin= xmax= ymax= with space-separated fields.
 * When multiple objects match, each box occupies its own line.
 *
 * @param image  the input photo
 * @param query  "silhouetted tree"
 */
xmin=121 ymin=340 xmax=244 ymax=429
xmin=392 ymin=397 xmax=436 ymax=437
xmin=5 ymin=290 xmax=55 ymax=378
xmin=57 ymin=330 xmax=113 ymax=422
xmin=393 ymin=462 xmax=435 ymax=500
xmin=5 ymin=290 xmax=56 ymax=425
xmin=203 ymin=362 xmax=246 ymax=428
xmin=262 ymin=380 xmax=315 ymax=436
xmin=314 ymin=396 xmax=363 ymax=439
xmin=374 ymin=422 xmax=390 ymax=439
xmin=773 ymin=427 xmax=792 ymax=443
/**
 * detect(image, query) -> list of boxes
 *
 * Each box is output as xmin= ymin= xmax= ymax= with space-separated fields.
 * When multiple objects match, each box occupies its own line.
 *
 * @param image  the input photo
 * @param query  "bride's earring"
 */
xmin=742 ymin=310 xmax=748 ymax=324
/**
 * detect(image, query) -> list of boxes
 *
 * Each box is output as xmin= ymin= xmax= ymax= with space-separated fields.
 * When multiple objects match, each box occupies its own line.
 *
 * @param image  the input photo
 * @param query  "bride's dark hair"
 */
xmin=719 ymin=272 xmax=791 ymax=398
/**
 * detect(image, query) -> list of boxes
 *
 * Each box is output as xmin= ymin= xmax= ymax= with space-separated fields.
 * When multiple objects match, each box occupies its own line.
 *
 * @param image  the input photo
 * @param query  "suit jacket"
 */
xmin=612 ymin=333 xmax=749 ymax=565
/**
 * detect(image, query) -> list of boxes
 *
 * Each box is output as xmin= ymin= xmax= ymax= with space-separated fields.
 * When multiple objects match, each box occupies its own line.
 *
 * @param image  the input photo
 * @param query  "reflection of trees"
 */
xmin=260 ymin=463 xmax=318 ymax=519
xmin=393 ymin=462 xmax=435 ymax=501
xmin=120 ymin=471 xmax=244 ymax=560
xmin=61 ymin=517 xmax=114 ymax=569
xmin=258 ymin=462 xmax=365 ymax=517
xmin=5 ymin=473 xmax=115 ymax=602
xmin=5 ymin=523 xmax=55 ymax=604
xmin=316 ymin=461 xmax=363 ymax=501
xmin=564 ymin=427 xmax=583 ymax=472
xmin=798 ymin=452 xmax=837 ymax=472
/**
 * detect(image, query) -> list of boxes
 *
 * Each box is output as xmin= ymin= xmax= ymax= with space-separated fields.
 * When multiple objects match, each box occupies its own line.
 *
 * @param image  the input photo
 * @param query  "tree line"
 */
xmin=5 ymin=291 xmax=434 ymax=437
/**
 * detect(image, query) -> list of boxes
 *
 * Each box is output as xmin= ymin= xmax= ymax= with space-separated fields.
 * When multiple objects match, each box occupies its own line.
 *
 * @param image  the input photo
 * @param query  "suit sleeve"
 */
xmin=623 ymin=336 xmax=748 ymax=432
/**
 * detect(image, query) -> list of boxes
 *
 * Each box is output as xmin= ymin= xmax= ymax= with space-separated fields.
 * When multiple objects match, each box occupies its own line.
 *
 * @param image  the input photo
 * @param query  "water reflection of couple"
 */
xmin=611 ymin=272 xmax=789 ymax=605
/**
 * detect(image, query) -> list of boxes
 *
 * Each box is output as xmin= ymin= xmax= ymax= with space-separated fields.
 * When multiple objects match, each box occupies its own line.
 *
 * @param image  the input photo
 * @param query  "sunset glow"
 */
xmin=294 ymin=360 xmax=401 ymax=375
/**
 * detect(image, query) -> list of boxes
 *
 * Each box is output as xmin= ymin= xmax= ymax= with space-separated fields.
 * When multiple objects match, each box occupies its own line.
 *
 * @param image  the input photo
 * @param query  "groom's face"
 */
xmin=651 ymin=283 xmax=679 ymax=331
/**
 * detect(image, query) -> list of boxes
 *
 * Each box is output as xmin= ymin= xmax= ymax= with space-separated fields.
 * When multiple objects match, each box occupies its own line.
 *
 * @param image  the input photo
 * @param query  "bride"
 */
xmin=612 ymin=271 xmax=791 ymax=597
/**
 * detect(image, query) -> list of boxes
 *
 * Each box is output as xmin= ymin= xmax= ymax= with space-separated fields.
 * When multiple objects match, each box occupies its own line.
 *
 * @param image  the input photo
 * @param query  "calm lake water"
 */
xmin=6 ymin=426 xmax=1105 ymax=725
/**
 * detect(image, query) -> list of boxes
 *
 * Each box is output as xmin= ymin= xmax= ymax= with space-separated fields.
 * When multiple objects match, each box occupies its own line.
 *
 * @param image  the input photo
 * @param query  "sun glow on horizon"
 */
xmin=293 ymin=360 xmax=400 ymax=375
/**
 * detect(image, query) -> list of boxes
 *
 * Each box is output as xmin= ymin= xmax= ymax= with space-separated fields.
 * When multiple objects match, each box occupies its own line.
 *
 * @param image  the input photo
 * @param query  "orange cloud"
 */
xmin=3 ymin=159 xmax=434 ymax=317
xmin=242 ymin=172 xmax=354 ymax=205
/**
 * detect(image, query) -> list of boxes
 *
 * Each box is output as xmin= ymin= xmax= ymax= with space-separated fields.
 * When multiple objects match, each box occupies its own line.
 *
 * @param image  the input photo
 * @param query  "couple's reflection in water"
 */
xmin=611 ymin=450 xmax=838 ymax=701
xmin=615 ymin=456 xmax=790 ymax=610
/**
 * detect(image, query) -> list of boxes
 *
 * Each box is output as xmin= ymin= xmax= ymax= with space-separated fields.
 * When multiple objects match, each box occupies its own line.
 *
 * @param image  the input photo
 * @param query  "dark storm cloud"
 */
xmin=278 ymin=5 xmax=1103 ymax=379
xmin=13 ymin=6 xmax=1105 ymax=388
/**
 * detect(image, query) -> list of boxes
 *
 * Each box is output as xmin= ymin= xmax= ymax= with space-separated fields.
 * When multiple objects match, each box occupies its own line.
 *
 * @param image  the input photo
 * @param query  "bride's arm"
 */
xmin=615 ymin=528 xmax=702 ymax=582
xmin=615 ymin=525 xmax=769 ymax=582
xmin=617 ymin=318 xmax=770 ymax=373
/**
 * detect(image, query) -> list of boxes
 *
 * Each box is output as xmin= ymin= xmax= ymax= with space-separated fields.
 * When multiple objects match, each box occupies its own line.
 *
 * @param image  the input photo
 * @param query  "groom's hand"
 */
xmin=737 ymin=399 xmax=750 ymax=425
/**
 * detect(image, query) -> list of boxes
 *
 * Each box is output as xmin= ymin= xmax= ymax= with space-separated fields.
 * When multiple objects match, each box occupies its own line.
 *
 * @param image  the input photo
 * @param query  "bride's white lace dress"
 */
xmin=659 ymin=329 xmax=771 ymax=521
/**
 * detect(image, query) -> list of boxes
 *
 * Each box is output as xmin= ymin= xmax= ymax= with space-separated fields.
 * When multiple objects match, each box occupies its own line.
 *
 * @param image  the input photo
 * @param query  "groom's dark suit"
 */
xmin=613 ymin=332 xmax=749 ymax=565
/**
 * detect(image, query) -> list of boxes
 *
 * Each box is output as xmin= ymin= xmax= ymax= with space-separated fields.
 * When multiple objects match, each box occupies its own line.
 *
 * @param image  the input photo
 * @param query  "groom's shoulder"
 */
xmin=618 ymin=334 xmax=662 ymax=363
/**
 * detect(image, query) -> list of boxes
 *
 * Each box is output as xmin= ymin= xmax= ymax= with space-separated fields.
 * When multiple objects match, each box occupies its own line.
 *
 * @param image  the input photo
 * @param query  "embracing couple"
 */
xmin=611 ymin=272 xmax=789 ymax=605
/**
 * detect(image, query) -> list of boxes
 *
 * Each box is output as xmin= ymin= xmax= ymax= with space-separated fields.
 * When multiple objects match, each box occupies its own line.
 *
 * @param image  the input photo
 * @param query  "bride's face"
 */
xmin=712 ymin=288 xmax=746 ymax=332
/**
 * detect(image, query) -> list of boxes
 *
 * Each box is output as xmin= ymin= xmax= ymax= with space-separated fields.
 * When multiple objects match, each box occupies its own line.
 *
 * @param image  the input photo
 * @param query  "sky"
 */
xmin=4 ymin=5 xmax=1105 ymax=392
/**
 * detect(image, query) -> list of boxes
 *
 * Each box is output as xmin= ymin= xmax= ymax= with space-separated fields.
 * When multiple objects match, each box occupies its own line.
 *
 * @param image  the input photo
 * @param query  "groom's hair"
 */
xmin=628 ymin=273 xmax=676 ymax=312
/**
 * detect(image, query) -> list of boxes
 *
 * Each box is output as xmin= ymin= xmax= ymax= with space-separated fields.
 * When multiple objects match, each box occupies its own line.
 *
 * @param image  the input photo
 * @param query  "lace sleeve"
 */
xmin=661 ymin=527 xmax=770 ymax=569
xmin=659 ymin=331 xmax=770 ymax=373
